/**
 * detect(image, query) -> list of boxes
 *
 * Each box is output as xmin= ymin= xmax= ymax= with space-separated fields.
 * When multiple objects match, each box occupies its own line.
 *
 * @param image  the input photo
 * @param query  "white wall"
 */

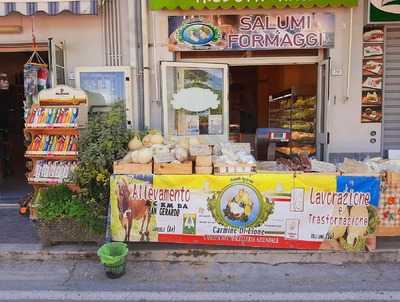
xmin=0 ymin=13 xmax=104 ymax=85
xmin=147 ymin=5 xmax=381 ymax=155
xmin=328 ymin=2 xmax=381 ymax=154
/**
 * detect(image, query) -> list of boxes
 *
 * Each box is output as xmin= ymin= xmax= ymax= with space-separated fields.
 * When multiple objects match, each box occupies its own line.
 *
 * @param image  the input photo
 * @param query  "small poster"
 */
xmin=208 ymin=114 xmax=223 ymax=135
xmin=186 ymin=114 xmax=200 ymax=135
xmin=362 ymin=26 xmax=384 ymax=124
xmin=369 ymin=0 xmax=400 ymax=23
xmin=79 ymin=71 xmax=126 ymax=106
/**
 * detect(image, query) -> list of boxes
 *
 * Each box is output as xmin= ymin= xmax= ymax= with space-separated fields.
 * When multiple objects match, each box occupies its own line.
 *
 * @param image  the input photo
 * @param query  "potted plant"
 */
xmin=36 ymin=184 xmax=104 ymax=246
xmin=36 ymin=103 xmax=131 ymax=245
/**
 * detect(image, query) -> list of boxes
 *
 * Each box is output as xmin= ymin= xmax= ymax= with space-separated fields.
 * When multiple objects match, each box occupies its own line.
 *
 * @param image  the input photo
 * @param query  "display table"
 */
xmin=109 ymin=173 xmax=380 ymax=251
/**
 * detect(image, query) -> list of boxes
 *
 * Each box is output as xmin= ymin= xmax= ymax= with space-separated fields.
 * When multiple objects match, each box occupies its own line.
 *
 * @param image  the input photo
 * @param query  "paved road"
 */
xmin=0 ymin=259 xmax=400 ymax=301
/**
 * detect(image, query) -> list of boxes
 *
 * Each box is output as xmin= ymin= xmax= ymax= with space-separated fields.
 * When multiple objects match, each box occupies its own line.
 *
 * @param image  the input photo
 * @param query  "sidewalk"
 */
xmin=2 ymin=194 xmax=400 ymax=265
xmin=0 ymin=208 xmax=39 ymax=244
xmin=1 ymin=239 xmax=400 ymax=265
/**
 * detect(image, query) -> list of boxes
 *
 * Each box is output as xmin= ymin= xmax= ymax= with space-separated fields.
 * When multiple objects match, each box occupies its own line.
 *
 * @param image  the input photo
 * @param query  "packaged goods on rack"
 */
xmin=31 ymin=160 xmax=77 ymax=182
xmin=269 ymin=89 xmax=316 ymax=156
xmin=27 ymin=134 xmax=78 ymax=153
xmin=26 ymin=107 xmax=79 ymax=127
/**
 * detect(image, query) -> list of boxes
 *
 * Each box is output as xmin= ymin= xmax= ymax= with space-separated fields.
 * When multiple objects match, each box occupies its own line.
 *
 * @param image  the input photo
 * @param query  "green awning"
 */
xmin=149 ymin=0 xmax=358 ymax=10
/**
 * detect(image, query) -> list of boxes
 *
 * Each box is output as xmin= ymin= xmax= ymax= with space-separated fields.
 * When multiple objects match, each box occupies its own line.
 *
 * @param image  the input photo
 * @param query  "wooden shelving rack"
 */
xmin=24 ymin=85 xmax=88 ymax=219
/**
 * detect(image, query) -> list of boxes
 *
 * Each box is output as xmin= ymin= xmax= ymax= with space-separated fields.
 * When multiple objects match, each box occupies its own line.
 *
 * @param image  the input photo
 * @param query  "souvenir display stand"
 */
xmin=24 ymin=85 xmax=88 ymax=219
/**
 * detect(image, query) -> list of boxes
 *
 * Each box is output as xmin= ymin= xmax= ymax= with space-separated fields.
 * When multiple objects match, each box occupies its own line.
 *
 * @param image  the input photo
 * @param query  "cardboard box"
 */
xmin=196 ymin=155 xmax=212 ymax=167
xmin=195 ymin=166 xmax=213 ymax=175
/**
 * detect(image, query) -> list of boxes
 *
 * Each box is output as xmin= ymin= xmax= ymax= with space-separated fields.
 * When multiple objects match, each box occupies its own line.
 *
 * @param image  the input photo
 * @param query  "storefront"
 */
xmin=103 ymin=0 xmax=385 ymax=253
xmin=145 ymin=0 xmax=384 ymax=163
xmin=0 ymin=1 xmax=140 ymax=198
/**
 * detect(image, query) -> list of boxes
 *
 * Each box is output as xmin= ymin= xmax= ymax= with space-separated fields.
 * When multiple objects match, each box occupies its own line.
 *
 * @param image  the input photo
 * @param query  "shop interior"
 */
xmin=228 ymin=64 xmax=318 ymax=160
xmin=0 ymin=51 xmax=48 ymax=202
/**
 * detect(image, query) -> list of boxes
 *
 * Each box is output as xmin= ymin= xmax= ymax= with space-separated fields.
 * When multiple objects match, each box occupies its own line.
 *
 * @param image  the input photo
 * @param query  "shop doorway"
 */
xmin=161 ymin=59 xmax=328 ymax=160
xmin=229 ymin=64 xmax=318 ymax=160
xmin=0 ymin=51 xmax=48 ymax=202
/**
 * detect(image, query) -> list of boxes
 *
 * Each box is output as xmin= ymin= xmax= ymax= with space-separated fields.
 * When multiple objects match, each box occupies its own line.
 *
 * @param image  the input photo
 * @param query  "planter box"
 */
xmin=113 ymin=160 xmax=153 ymax=175
xmin=36 ymin=218 xmax=104 ymax=246
xmin=154 ymin=161 xmax=193 ymax=175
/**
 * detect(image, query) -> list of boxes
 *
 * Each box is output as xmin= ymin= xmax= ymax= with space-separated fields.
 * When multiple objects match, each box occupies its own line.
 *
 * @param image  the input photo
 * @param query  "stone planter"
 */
xmin=36 ymin=218 xmax=104 ymax=246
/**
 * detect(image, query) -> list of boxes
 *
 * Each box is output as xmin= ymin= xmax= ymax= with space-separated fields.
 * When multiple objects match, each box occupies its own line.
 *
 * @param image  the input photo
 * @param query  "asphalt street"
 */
xmin=0 ymin=259 xmax=400 ymax=301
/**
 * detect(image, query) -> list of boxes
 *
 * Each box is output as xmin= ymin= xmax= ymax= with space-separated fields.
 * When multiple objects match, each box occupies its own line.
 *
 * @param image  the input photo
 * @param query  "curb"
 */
xmin=1 ymin=244 xmax=400 ymax=264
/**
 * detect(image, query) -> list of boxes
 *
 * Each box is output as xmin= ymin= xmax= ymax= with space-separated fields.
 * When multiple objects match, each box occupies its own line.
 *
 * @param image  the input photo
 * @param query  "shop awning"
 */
xmin=149 ymin=0 xmax=358 ymax=10
xmin=0 ymin=0 xmax=99 ymax=16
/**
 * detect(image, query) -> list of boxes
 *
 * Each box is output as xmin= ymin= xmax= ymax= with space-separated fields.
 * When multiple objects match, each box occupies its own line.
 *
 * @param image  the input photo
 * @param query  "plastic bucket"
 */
xmin=97 ymin=242 xmax=128 ymax=279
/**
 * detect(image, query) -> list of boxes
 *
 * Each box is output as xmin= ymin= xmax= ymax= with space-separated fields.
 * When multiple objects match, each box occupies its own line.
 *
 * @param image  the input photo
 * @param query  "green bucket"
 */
xmin=97 ymin=242 xmax=129 ymax=279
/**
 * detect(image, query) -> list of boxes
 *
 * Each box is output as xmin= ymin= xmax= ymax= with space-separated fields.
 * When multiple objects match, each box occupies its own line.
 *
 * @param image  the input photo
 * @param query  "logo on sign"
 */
xmin=176 ymin=20 xmax=221 ymax=47
xmin=207 ymin=182 xmax=274 ymax=228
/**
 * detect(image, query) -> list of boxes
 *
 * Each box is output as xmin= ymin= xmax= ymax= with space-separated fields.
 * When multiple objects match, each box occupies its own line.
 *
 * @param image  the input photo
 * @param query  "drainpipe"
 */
xmin=132 ymin=0 xmax=144 ymax=129
xmin=141 ymin=0 xmax=151 ymax=129
xmin=345 ymin=8 xmax=353 ymax=103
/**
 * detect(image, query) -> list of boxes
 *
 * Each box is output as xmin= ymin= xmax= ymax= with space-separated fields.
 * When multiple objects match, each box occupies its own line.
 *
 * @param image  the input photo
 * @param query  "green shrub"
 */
xmin=37 ymin=184 xmax=102 ymax=232
xmin=73 ymin=103 xmax=131 ymax=230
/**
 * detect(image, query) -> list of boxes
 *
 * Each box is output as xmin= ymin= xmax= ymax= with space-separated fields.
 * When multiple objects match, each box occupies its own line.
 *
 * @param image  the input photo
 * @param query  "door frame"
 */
xmin=178 ymin=50 xmax=323 ymax=67
xmin=316 ymin=59 xmax=330 ymax=161
xmin=178 ymin=51 xmax=325 ymax=158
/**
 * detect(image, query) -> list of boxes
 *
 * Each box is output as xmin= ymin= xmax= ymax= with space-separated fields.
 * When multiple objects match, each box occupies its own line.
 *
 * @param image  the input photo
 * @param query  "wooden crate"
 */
xmin=376 ymin=226 xmax=400 ymax=237
xmin=154 ymin=161 xmax=193 ymax=175
xmin=195 ymin=166 xmax=213 ymax=175
xmin=387 ymin=171 xmax=400 ymax=185
xmin=196 ymin=155 xmax=212 ymax=167
xmin=213 ymin=163 xmax=256 ymax=175
xmin=113 ymin=160 xmax=153 ymax=175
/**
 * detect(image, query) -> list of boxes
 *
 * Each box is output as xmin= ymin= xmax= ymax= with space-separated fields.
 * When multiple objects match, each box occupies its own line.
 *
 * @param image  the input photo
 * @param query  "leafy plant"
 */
xmin=37 ymin=184 xmax=102 ymax=232
xmin=73 ymin=103 xmax=131 ymax=230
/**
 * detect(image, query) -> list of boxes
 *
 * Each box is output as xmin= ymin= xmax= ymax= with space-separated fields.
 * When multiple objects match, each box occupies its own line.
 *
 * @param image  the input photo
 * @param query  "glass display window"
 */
xmin=161 ymin=62 xmax=229 ymax=143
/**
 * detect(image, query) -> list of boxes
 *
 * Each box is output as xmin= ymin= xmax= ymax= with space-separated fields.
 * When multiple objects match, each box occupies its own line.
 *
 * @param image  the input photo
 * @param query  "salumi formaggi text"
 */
xmin=227 ymin=15 xmax=324 ymax=49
